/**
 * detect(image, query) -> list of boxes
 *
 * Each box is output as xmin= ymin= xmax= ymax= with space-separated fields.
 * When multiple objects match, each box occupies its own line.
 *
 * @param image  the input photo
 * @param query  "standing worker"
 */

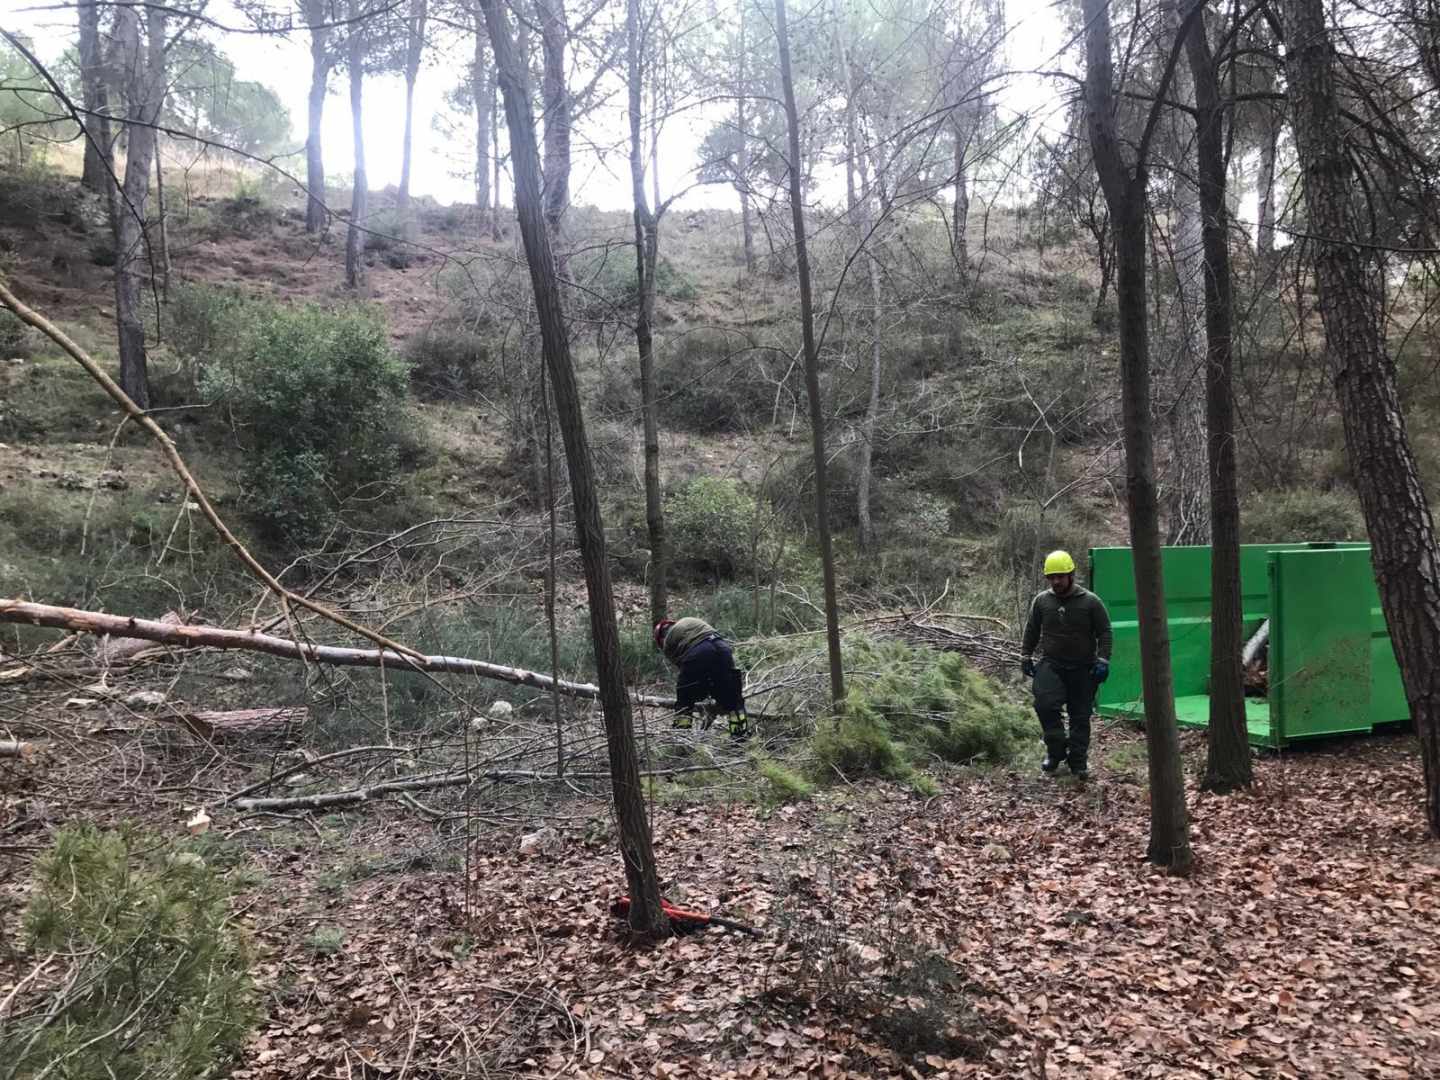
xmin=1019 ymin=551 xmax=1113 ymax=779
xmin=654 ymin=617 xmax=750 ymax=740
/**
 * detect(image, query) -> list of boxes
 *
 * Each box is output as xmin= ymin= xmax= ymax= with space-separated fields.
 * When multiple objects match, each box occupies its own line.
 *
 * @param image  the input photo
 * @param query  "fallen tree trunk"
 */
xmin=0 ymin=740 xmax=37 ymax=761
xmin=232 ymin=759 xmax=746 ymax=812
xmin=0 ymin=599 xmax=681 ymax=709
xmin=180 ymin=707 xmax=309 ymax=740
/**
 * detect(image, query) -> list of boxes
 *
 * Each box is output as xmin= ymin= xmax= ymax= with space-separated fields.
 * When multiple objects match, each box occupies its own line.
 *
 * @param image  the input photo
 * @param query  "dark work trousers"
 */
xmin=1032 ymin=659 xmax=1095 ymax=769
xmin=675 ymin=637 xmax=746 ymax=714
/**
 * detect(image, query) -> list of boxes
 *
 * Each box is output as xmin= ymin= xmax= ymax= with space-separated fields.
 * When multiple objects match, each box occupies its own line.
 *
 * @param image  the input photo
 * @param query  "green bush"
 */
xmin=0 ymin=307 xmax=34 ymax=357
xmin=656 ymin=329 xmax=790 ymax=433
xmin=14 ymin=827 xmax=255 ymax=1080
xmin=200 ymin=301 xmax=410 ymax=546
xmin=1241 ymin=488 xmax=1367 ymax=544
xmin=407 ymin=324 xmax=498 ymax=400
xmin=666 ymin=476 xmax=763 ymax=582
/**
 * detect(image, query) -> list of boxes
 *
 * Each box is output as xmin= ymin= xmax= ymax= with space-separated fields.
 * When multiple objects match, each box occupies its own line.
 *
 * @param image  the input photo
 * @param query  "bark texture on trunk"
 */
xmin=154 ymin=142 xmax=171 ymax=304
xmin=76 ymin=0 xmax=115 ymax=197
xmin=303 ymin=0 xmax=331 ymax=234
xmin=1184 ymin=3 xmax=1251 ymax=793
xmin=835 ymin=8 xmax=882 ymax=551
xmin=736 ymin=0 xmax=755 ymax=273
xmin=628 ymin=0 xmax=668 ymax=625
xmin=112 ymin=3 xmax=165 ymax=412
xmin=538 ymin=0 xmax=570 ymax=265
xmin=1082 ymin=0 xmax=1192 ymax=871
xmin=1255 ymin=109 xmax=1279 ymax=263
xmin=1163 ymin=5 xmax=1210 ymax=546
xmin=397 ymin=0 xmax=427 ymax=238
xmin=473 ymin=24 xmax=493 ymax=235
xmin=345 ymin=0 xmax=367 ymax=291
xmin=479 ymin=0 xmax=669 ymax=933
xmin=1285 ymin=0 xmax=1440 ymax=835
xmin=775 ymin=0 xmax=845 ymax=706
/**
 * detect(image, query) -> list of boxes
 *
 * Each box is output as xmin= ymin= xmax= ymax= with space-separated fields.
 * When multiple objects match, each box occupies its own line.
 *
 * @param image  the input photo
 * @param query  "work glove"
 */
xmin=1021 ymin=657 xmax=1037 ymax=678
xmin=1092 ymin=659 xmax=1110 ymax=684
xmin=672 ymin=706 xmax=695 ymax=731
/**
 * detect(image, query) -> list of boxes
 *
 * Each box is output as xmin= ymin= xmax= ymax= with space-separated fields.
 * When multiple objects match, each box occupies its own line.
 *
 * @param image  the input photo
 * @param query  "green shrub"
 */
xmin=691 ymin=582 xmax=827 ymax=639
xmin=168 ymin=281 xmax=254 ymax=363
xmin=656 ymin=329 xmax=790 ymax=433
xmin=14 ymin=827 xmax=255 ymax=1080
xmin=0 ymin=307 xmax=34 ymax=357
xmin=407 ymin=324 xmax=498 ymax=400
xmin=666 ymin=476 xmax=763 ymax=582
xmin=200 ymin=301 xmax=410 ymax=546
xmin=1241 ymin=488 xmax=1367 ymax=544
xmin=210 ymin=193 xmax=279 ymax=238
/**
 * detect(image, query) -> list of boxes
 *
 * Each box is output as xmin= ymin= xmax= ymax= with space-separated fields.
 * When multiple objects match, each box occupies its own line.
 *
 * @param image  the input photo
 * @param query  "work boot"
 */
xmin=728 ymin=712 xmax=751 ymax=741
xmin=1040 ymin=753 xmax=1064 ymax=774
xmin=1068 ymin=756 xmax=1089 ymax=781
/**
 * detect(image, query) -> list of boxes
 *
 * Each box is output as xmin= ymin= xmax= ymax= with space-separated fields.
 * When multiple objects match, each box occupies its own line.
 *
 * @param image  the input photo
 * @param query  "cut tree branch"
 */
xmin=0 ymin=599 xmax=680 ymax=709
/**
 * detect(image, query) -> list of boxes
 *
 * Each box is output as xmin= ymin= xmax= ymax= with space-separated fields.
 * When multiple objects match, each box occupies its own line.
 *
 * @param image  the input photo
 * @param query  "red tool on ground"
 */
xmin=609 ymin=896 xmax=761 ymax=937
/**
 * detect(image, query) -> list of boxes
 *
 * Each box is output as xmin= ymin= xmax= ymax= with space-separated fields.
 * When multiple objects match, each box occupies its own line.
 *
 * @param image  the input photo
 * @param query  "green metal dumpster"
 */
xmin=1091 ymin=542 xmax=1409 ymax=747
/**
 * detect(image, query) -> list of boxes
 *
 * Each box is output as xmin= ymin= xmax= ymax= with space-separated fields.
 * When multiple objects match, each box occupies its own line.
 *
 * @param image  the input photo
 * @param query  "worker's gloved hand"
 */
xmin=1092 ymin=659 xmax=1110 ymax=684
xmin=1021 ymin=657 xmax=1037 ymax=678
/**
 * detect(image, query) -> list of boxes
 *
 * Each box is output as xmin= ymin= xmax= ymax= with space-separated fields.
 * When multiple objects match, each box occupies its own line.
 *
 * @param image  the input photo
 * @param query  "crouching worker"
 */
xmin=654 ymin=617 xmax=750 ymax=740
xmin=1020 ymin=550 xmax=1113 ymax=779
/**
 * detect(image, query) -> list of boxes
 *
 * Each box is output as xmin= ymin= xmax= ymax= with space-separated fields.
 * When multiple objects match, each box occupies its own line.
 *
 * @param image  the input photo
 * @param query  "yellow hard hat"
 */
xmin=1043 ymin=550 xmax=1076 ymax=575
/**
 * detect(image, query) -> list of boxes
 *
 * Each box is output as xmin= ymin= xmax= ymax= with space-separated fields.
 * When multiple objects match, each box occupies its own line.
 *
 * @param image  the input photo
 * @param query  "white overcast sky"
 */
xmin=7 ymin=0 xmax=1076 ymax=212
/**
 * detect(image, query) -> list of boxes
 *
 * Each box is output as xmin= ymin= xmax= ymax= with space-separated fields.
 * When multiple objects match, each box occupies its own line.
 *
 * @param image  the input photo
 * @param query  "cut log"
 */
xmin=178 ymin=707 xmax=308 ymax=740
xmin=1241 ymin=619 xmax=1270 ymax=668
xmin=0 ymin=739 xmax=37 ymax=761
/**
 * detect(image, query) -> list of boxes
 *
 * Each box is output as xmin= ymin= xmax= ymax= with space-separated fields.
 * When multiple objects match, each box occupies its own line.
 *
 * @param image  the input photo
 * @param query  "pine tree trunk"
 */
xmin=345 ymin=3 xmax=367 ymax=292
xmin=492 ymin=89 xmax=503 ymax=241
xmin=1184 ymin=4 xmax=1251 ymax=793
xmin=775 ymin=0 xmax=845 ymax=705
xmin=736 ymin=0 xmax=755 ymax=274
xmin=112 ymin=4 xmax=165 ymax=412
xmin=397 ymin=0 xmax=427 ymax=240
xmin=538 ymin=0 xmax=569 ymax=268
xmin=952 ymin=136 xmax=969 ymax=281
xmin=154 ymin=139 xmax=171 ymax=304
xmin=836 ymin=8 xmax=882 ymax=551
xmin=473 ymin=28 xmax=493 ymax=236
xmin=628 ymin=0 xmax=668 ymax=625
xmin=1082 ymin=0 xmax=1192 ymax=871
xmin=304 ymin=0 xmax=330 ymax=235
xmin=479 ymin=0 xmax=669 ymax=933
xmin=1164 ymin=19 xmax=1210 ymax=546
xmin=1285 ymin=0 xmax=1440 ymax=836
xmin=1255 ymin=110 xmax=1278 ymax=263
xmin=76 ymin=0 xmax=115 ymax=197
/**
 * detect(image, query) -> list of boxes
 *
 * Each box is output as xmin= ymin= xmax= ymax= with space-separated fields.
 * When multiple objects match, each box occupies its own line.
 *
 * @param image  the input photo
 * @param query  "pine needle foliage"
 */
xmin=810 ymin=636 xmax=1031 ymax=781
xmin=10 ymin=827 xmax=255 ymax=1080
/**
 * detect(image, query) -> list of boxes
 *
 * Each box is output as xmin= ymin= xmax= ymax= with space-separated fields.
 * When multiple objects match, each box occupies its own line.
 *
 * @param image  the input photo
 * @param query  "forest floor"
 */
xmin=9 ymin=718 xmax=1427 ymax=1079
xmin=220 ymin=726 xmax=1439 ymax=1079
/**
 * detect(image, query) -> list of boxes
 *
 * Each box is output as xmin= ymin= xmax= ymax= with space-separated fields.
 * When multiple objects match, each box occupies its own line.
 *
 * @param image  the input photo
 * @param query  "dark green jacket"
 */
xmin=1022 ymin=585 xmax=1113 ymax=666
xmin=662 ymin=617 xmax=717 ymax=662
